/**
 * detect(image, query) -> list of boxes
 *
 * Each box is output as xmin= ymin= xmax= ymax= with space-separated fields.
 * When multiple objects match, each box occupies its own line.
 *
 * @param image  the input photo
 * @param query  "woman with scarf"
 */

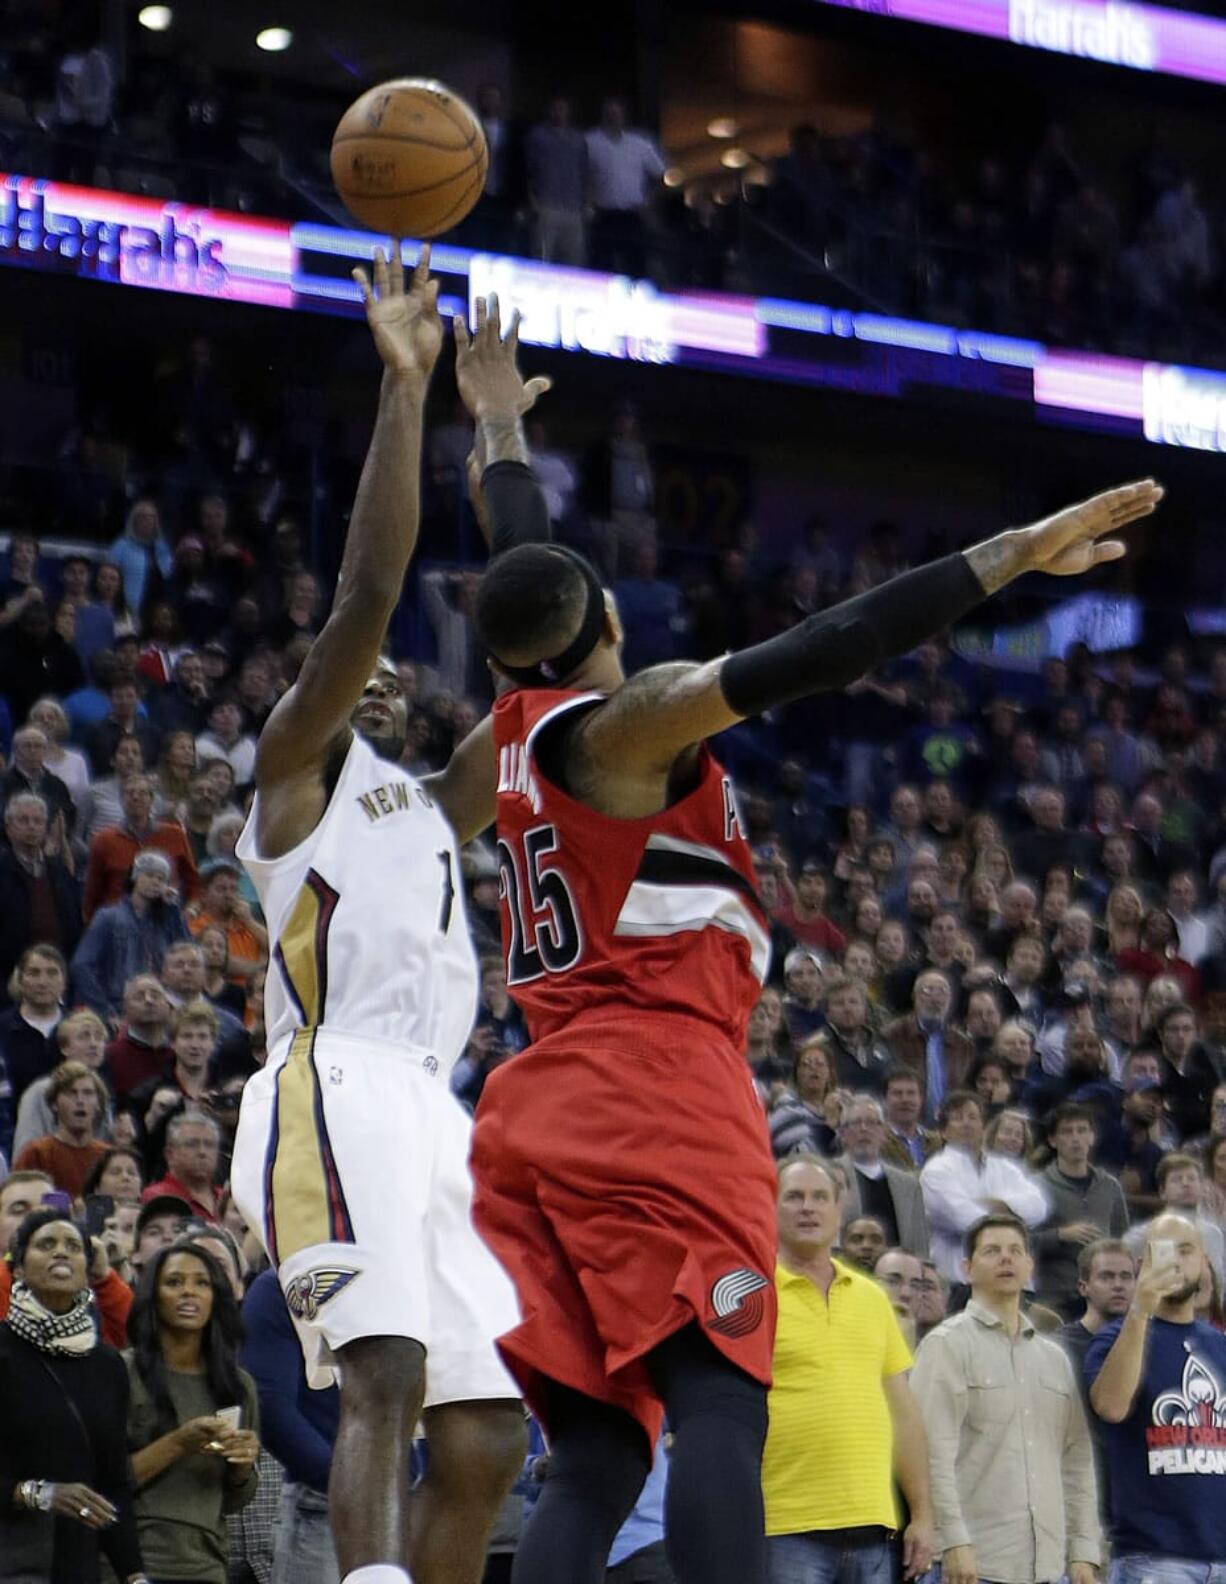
xmin=0 ymin=1207 xmax=148 ymax=1584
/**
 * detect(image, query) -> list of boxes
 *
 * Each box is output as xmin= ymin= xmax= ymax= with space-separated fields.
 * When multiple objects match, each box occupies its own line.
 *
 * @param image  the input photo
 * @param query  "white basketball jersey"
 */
xmin=237 ymin=733 xmax=478 ymax=1074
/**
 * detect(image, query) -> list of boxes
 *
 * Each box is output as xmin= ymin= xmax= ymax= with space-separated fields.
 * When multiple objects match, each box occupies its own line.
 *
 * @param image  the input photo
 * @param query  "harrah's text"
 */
xmin=0 ymin=188 xmax=228 ymax=288
xmin=1009 ymin=0 xmax=1156 ymax=68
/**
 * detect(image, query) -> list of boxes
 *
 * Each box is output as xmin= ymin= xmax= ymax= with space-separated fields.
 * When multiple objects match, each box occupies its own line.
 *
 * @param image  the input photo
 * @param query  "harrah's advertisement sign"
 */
xmin=0 ymin=174 xmax=296 ymax=307
xmin=7 ymin=169 xmax=1226 ymax=461
xmin=818 ymin=0 xmax=1226 ymax=86
xmin=1008 ymin=0 xmax=1155 ymax=67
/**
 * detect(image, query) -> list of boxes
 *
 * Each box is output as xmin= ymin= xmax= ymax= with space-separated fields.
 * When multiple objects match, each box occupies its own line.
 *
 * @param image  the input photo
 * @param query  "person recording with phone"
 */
xmin=125 ymin=1240 xmax=260 ymax=1584
xmin=1087 ymin=1216 xmax=1226 ymax=1584
xmin=0 ymin=1207 xmax=149 ymax=1584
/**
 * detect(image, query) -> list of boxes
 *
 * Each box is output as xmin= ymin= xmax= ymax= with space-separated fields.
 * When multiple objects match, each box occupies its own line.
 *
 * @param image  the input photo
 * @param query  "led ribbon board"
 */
xmin=812 ymin=0 xmax=1226 ymax=85
xmin=3 ymin=172 xmax=1225 ymax=457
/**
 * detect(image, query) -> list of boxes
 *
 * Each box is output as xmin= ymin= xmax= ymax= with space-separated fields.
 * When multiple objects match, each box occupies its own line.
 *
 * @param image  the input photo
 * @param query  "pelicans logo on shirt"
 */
xmin=284 ymin=1267 xmax=359 ymax=1323
xmin=1146 ymin=1351 xmax=1226 ymax=1474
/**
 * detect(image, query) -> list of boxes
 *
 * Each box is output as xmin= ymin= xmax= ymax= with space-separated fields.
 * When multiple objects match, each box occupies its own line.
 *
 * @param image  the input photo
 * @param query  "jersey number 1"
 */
xmin=436 ymin=851 xmax=455 ymax=934
xmin=497 ymin=824 xmax=582 ymax=983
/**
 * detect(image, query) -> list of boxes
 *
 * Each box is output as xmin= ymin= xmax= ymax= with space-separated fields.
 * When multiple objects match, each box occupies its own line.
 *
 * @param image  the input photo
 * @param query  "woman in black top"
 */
xmin=0 ymin=1209 xmax=148 ymax=1584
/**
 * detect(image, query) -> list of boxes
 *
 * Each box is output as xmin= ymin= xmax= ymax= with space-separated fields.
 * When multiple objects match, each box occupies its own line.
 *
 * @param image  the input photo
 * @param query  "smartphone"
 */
xmin=40 ymin=1190 xmax=72 ymax=1214
xmin=83 ymin=1194 xmax=115 ymax=1241
xmin=1152 ymin=1239 xmax=1176 ymax=1268
xmin=215 ymin=1406 xmax=242 ymax=1432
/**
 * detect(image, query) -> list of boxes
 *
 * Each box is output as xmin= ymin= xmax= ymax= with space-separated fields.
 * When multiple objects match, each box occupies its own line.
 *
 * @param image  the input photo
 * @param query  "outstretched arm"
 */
xmin=576 ymin=480 xmax=1163 ymax=777
xmin=255 ymin=246 xmax=443 ymax=789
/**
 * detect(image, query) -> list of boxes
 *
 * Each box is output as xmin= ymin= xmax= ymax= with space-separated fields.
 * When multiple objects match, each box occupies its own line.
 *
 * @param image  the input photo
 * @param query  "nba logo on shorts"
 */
xmin=422 ymin=1054 xmax=439 ymax=1075
xmin=708 ymin=1268 xmax=769 ymax=1338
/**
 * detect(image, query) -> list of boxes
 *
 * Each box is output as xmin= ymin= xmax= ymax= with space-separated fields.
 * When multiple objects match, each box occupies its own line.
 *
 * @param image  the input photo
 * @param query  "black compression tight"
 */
xmin=510 ymin=1325 xmax=768 ymax=1584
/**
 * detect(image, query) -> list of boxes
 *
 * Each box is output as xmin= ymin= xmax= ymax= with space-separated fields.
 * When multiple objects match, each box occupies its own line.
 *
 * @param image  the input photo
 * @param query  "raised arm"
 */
xmin=576 ymin=480 xmax=1163 ymax=778
xmin=424 ymin=299 xmax=553 ymax=843
xmin=255 ymin=246 xmax=442 ymax=792
xmin=454 ymin=295 xmax=553 ymax=553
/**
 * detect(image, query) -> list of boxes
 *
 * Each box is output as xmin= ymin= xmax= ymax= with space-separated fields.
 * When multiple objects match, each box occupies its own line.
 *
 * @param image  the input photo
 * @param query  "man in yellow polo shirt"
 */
xmin=763 ymin=1155 xmax=935 ymax=1584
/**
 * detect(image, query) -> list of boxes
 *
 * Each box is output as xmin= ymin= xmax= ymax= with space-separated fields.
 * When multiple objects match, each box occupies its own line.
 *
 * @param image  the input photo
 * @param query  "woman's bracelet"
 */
xmin=17 ymin=1481 xmax=53 ymax=1511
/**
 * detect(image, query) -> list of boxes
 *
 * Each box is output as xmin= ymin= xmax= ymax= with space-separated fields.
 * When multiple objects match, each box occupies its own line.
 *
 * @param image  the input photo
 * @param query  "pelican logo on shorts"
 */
xmin=285 ymin=1267 xmax=359 ymax=1323
xmin=422 ymin=1054 xmax=439 ymax=1076
xmin=708 ymin=1268 xmax=769 ymax=1338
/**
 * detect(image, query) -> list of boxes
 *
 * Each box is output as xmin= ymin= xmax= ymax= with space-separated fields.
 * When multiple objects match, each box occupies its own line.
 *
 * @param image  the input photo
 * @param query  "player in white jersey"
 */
xmin=228 ymin=247 xmax=524 ymax=1584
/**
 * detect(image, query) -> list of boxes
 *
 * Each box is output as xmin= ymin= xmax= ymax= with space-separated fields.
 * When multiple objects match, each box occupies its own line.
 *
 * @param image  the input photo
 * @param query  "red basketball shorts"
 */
xmin=470 ymin=1013 xmax=778 ymax=1445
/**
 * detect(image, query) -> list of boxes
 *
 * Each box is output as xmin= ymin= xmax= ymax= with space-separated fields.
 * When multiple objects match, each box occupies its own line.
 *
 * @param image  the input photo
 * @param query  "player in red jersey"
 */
xmin=434 ymin=304 xmax=1164 ymax=1584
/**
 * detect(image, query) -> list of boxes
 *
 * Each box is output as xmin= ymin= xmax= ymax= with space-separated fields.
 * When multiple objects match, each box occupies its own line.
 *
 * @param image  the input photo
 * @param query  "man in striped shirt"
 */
xmin=762 ymin=1155 xmax=935 ymax=1584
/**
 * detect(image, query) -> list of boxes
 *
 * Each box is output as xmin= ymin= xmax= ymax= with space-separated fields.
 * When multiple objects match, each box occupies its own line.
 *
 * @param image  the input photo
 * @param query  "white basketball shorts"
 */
xmin=230 ymin=1026 xmax=520 ymax=1404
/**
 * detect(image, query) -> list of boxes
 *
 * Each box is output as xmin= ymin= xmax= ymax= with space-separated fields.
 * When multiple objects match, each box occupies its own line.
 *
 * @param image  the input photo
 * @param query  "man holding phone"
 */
xmin=1086 ymin=1216 xmax=1226 ymax=1584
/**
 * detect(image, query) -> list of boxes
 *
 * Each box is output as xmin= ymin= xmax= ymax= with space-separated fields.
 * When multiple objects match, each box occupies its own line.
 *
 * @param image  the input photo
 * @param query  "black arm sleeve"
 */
xmin=483 ymin=460 xmax=553 ymax=553
xmin=720 ymin=552 xmax=985 ymax=718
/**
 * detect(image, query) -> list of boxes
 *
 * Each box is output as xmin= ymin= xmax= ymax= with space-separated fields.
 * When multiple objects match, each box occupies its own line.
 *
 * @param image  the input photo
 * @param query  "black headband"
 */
xmin=495 ymin=547 xmax=608 ymax=689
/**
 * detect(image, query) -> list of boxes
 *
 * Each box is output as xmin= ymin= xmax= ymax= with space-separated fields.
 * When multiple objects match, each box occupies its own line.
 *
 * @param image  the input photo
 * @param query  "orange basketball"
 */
xmin=330 ymin=78 xmax=488 ymax=238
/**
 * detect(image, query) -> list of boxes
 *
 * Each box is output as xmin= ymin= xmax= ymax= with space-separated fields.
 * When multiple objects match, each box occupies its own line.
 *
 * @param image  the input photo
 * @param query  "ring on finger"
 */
xmin=80 ymin=1506 xmax=91 ymax=1519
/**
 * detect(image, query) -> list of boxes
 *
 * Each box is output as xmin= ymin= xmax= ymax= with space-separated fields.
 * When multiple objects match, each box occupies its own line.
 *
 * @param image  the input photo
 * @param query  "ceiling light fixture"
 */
xmin=663 ymin=166 xmax=686 ymax=188
xmin=720 ymin=146 xmax=752 ymax=169
xmin=707 ymin=117 xmax=738 ymax=140
xmin=137 ymin=4 xmax=172 ymax=29
xmin=255 ymin=26 xmax=293 ymax=50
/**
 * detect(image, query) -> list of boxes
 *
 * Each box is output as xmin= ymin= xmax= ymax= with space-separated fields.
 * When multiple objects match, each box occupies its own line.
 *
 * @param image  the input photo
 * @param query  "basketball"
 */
xmin=330 ymin=78 xmax=488 ymax=238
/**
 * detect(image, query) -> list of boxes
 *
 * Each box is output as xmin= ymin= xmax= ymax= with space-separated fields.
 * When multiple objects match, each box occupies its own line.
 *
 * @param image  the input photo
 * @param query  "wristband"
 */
xmin=19 ymin=1480 xmax=53 ymax=1511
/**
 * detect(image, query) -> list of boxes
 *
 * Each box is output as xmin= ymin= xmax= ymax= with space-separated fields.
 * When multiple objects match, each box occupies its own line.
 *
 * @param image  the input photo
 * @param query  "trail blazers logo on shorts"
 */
xmin=285 ymin=1267 xmax=359 ymax=1323
xmin=708 ymin=1268 xmax=770 ymax=1338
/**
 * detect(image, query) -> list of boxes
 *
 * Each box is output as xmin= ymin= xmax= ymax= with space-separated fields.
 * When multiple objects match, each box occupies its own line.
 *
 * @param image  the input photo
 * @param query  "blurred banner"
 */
xmin=4 ymin=171 xmax=1226 ymax=459
xmin=813 ymin=0 xmax=1226 ymax=85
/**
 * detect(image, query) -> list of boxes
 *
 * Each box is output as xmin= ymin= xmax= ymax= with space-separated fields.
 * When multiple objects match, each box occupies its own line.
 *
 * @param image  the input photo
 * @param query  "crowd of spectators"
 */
xmin=768 ymin=119 xmax=1223 ymax=365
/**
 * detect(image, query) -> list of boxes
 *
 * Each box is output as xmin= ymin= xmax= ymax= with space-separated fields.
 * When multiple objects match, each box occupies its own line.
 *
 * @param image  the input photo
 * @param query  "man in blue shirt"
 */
xmin=1086 ymin=1214 xmax=1226 ymax=1584
xmin=242 ymin=1269 xmax=341 ymax=1584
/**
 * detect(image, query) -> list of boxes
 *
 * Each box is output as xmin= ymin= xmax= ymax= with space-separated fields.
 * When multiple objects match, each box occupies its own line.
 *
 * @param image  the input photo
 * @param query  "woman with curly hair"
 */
xmin=125 ymin=1242 xmax=260 ymax=1584
xmin=768 ymin=1036 xmax=840 ymax=1159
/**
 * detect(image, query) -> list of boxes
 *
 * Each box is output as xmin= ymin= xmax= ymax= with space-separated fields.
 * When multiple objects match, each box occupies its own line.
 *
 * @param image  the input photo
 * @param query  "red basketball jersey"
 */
xmin=491 ymin=687 xmax=770 ymax=1049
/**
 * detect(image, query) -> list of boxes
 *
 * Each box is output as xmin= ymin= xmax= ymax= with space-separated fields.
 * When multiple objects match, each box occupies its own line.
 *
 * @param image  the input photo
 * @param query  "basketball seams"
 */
xmin=332 ymin=129 xmax=475 ymax=154
xmin=349 ymin=163 xmax=486 ymax=235
xmin=430 ymin=92 xmax=484 ymax=150
xmin=337 ymin=149 xmax=487 ymax=202
xmin=426 ymin=164 xmax=488 ymax=232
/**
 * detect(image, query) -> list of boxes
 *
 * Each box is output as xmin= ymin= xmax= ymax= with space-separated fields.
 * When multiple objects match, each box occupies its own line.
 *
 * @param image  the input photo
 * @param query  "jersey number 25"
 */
xmin=497 ymin=824 xmax=583 ymax=984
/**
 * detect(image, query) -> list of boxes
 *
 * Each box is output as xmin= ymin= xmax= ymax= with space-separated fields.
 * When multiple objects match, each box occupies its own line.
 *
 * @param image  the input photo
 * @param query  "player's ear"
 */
xmin=602 ymin=590 xmax=623 ymax=649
